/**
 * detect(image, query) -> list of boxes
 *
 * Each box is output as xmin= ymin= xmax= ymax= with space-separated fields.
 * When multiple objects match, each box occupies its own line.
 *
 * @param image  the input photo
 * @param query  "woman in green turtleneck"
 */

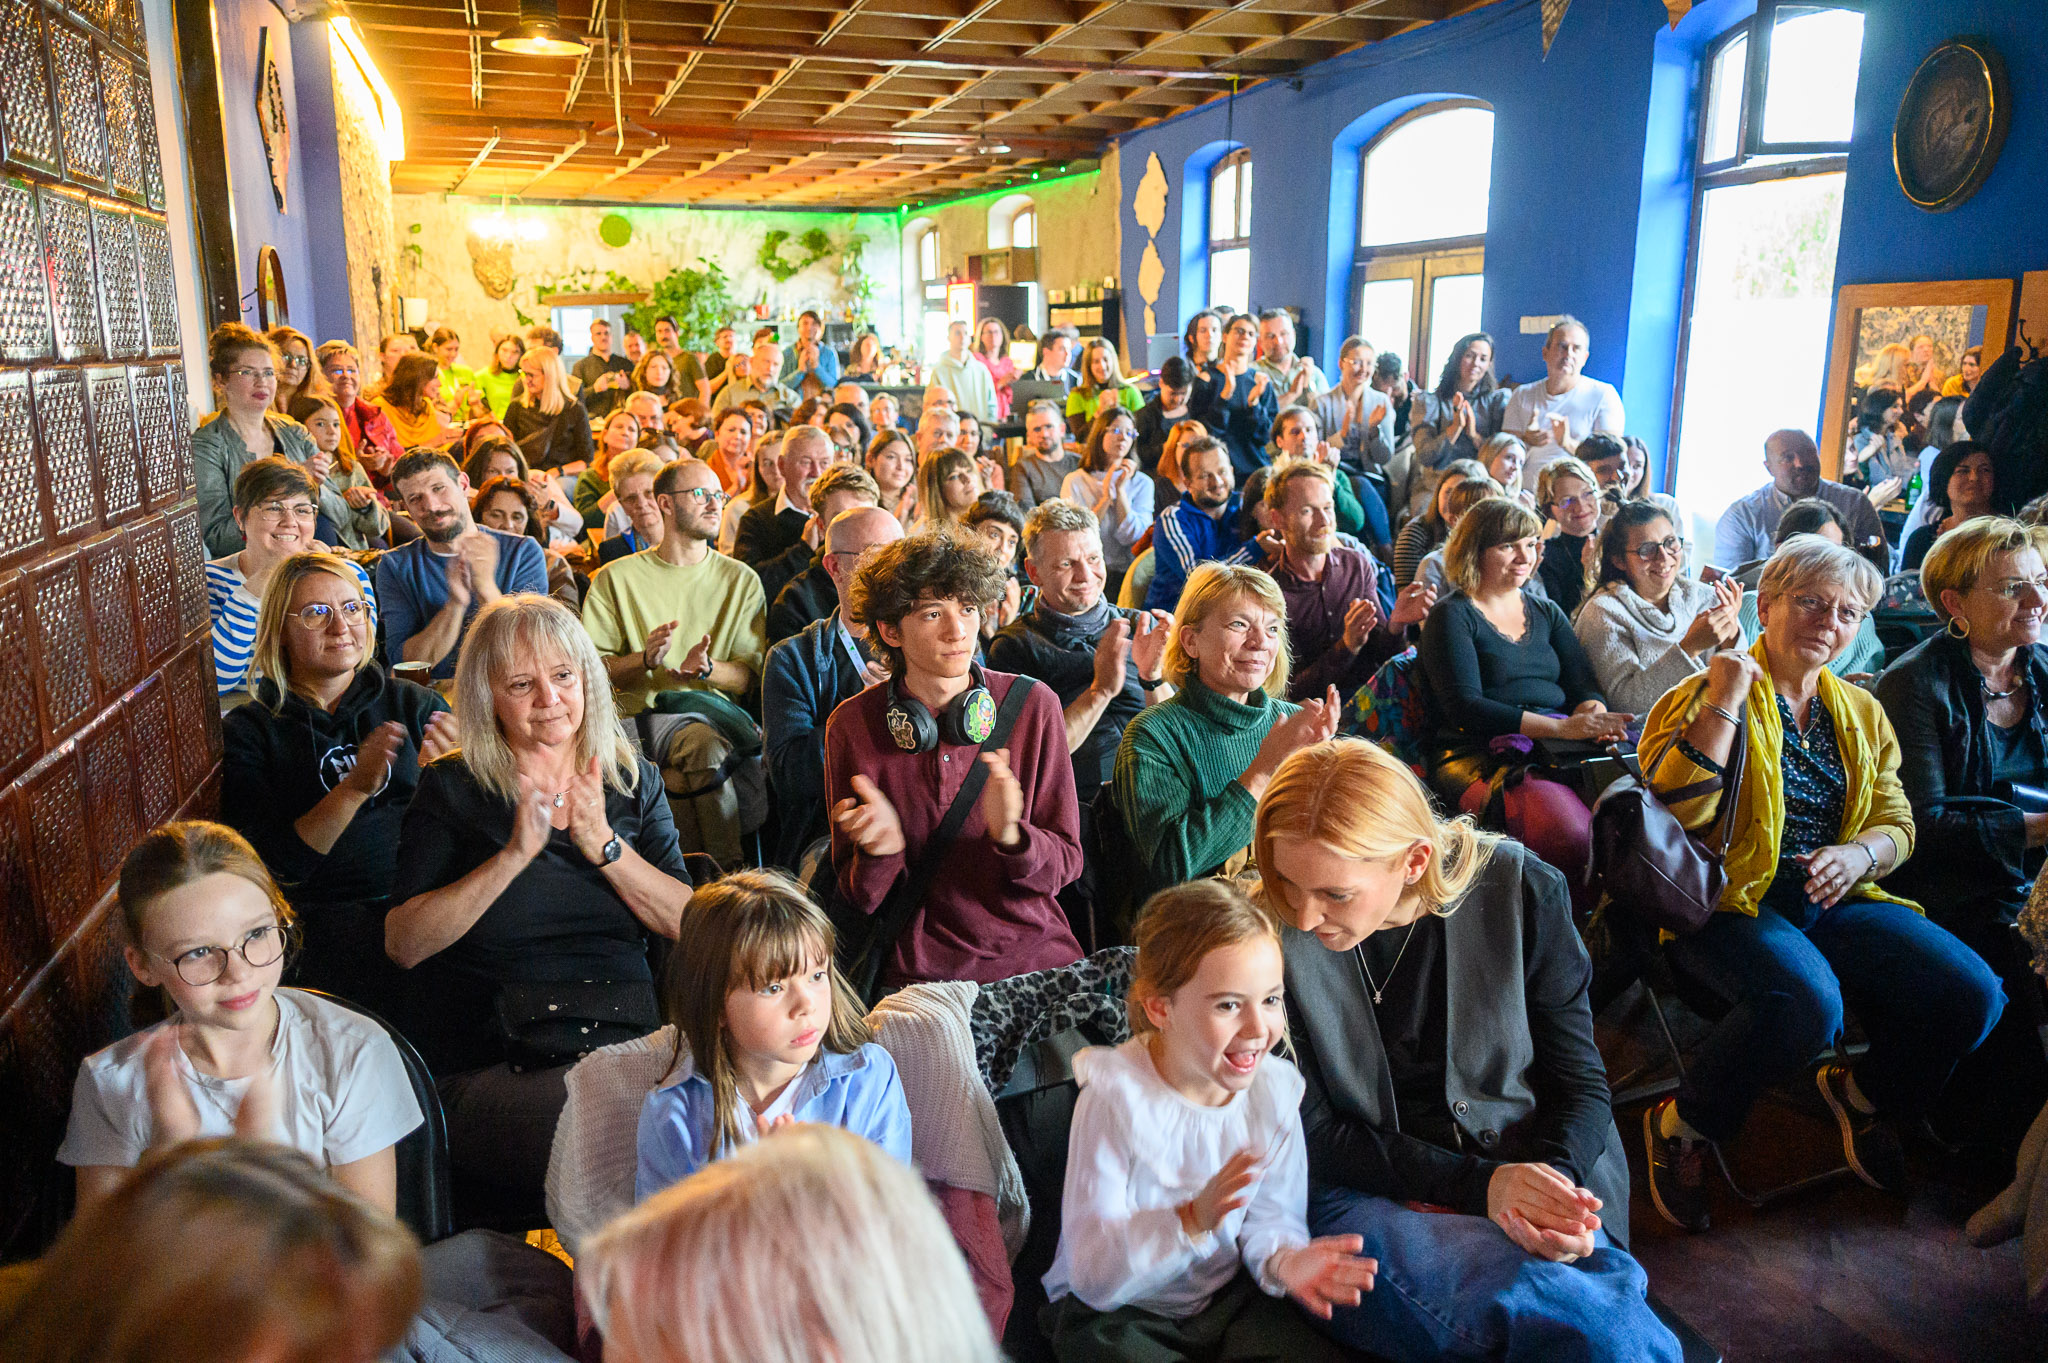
xmin=1112 ymin=562 xmax=1341 ymax=905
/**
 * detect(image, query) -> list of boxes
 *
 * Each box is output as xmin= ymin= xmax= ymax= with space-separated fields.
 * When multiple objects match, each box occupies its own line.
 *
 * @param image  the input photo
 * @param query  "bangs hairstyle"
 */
xmin=1593 ymin=499 xmax=1677 ymax=590
xmin=383 ymin=353 xmax=441 ymax=417
xmin=0 ymin=1140 xmax=422 ymax=1363
xmin=1254 ymin=739 xmax=1495 ymax=924
xmin=848 ymin=531 xmax=1008 ymax=678
xmin=1127 ymin=879 xmax=1282 ymax=1038
xmin=232 ymin=456 xmax=317 ymax=518
xmin=518 ymin=348 xmax=571 ymax=415
xmin=661 ymin=869 xmax=871 ymax=1156
xmin=1442 ymin=496 xmax=1542 ymax=595
xmin=254 ymin=553 xmax=373 ymax=705
xmin=1920 ymin=516 xmax=2048 ymax=623
xmin=914 ymin=447 xmax=978 ymax=530
xmin=452 ymin=594 xmax=638 ymax=802
xmin=580 ymin=1125 xmax=1002 ymax=1363
xmin=1164 ymin=562 xmax=1292 ymax=697
xmin=1081 ymin=405 xmax=1137 ymax=474
xmin=1535 ymin=455 xmax=1598 ymax=514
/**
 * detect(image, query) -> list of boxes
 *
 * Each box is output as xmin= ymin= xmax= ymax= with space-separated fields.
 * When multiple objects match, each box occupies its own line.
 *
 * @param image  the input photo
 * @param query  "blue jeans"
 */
xmin=1306 ymin=1187 xmax=1682 ymax=1363
xmin=1664 ymin=898 xmax=2004 ymax=1143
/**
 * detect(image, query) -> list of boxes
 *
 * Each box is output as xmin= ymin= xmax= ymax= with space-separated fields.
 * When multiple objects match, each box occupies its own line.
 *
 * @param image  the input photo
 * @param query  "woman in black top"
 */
xmin=388 ymin=594 xmax=693 ymax=1212
xmin=1534 ymin=453 xmax=1604 ymax=618
xmin=1899 ymin=440 xmax=1996 ymax=571
xmin=504 ymin=347 xmax=596 ymax=473
xmin=222 ymin=553 xmax=456 ymax=1010
xmin=1417 ymin=496 xmax=1626 ymax=914
xmin=1189 ymin=312 xmax=1277 ymax=479
xmin=1256 ymin=739 xmax=1680 ymax=1363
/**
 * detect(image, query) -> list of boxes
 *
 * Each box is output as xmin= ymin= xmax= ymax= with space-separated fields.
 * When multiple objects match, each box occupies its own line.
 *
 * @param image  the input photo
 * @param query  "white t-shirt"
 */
xmin=1502 ymin=377 xmax=1625 ymax=490
xmin=57 ymin=988 xmax=423 ymax=1171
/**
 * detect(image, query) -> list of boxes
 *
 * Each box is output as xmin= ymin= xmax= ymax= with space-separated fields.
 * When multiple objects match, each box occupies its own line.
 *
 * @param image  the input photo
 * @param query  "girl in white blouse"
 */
xmin=1041 ymin=879 xmax=1375 ymax=1362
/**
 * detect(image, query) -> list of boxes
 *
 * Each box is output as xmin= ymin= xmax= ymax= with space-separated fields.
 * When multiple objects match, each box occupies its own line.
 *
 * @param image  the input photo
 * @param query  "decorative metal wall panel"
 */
xmin=0 ymin=178 xmax=51 ymax=362
xmin=22 ymin=750 xmax=89 ymax=939
xmin=132 ymin=212 xmax=172 ymax=355
xmin=35 ymin=185 xmax=99 ymax=362
xmin=45 ymin=19 xmax=106 ymax=191
xmin=164 ymin=361 xmax=191 ymax=494
xmin=109 ymin=0 xmax=141 ymax=60
xmin=166 ymin=501 xmax=204 ymax=638
xmin=166 ymin=643 xmax=213 ymax=794
xmin=128 ymin=514 xmax=173 ymax=662
xmin=30 ymin=368 xmax=95 ymax=543
xmin=131 ymin=363 xmax=174 ymax=506
xmin=0 ymin=0 xmax=58 ymax=177
xmin=86 ymin=366 xmax=138 ymax=524
xmin=98 ymin=49 xmax=141 ymax=204
xmin=28 ymin=551 xmax=94 ymax=741
xmin=81 ymin=533 xmax=135 ymax=697
xmin=125 ymin=675 xmax=173 ymax=828
xmin=127 ymin=64 xmax=159 ymax=211
xmin=0 ymin=789 xmax=40 ymax=1007
xmin=90 ymin=201 xmax=139 ymax=358
xmin=0 ymin=576 xmax=42 ymax=788
xmin=0 ymin=372 xmax=46 ymax=569
xmin=77 ymin=710 xmax=133 ymax=888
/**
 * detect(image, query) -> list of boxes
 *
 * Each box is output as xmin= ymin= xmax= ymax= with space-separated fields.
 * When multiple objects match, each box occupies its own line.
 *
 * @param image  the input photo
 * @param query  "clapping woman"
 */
xmin=1061 ymin=407 xmax=1154 ymax=599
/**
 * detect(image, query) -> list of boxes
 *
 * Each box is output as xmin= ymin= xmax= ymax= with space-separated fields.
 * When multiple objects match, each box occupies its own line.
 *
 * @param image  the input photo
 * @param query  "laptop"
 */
xmin=1008 ymin=378 xmax=1068 ymax=408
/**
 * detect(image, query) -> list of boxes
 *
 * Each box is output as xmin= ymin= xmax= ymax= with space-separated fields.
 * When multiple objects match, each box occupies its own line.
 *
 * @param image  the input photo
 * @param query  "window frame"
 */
xmin=1742 ymin=1 xmax=1864 ymax=159
xmin=1207 ymin=149 xmax=1252 ymax=310
xmin=916 ymin=224 xmax=942 ymax=283
xmin=1013 ymin=206 xmax=1036 ymax=250
xmin=1350 ymin=99 xmax=1491 ymax=382
xmin=1666 ymin=11 xmax=1856 ymax=485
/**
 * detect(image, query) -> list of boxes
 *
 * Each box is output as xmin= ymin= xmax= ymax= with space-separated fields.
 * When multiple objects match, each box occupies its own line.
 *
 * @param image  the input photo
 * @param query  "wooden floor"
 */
xmin=1600 ymin=994 xmax=2043 ymax=1363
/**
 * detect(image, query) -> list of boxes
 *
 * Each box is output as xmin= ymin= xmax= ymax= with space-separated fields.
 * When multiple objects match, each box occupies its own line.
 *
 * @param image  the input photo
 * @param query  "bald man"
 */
xmin=1714 ymin=428 xmax=1885 ymax=571
xmin=761 ymin=505 xmax=905 ymax=868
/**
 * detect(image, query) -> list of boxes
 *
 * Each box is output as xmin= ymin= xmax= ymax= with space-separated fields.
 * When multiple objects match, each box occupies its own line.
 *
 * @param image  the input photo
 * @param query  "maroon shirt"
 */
xmin=824 ymin=670 xmax=1083 ymax=986
xmin=1271 ymin=544 xmax=1405 ymax=701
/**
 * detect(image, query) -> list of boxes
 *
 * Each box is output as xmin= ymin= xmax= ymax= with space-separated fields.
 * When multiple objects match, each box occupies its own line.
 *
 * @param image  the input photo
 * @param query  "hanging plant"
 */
xmin=758 ymin=227 xmax=835 ymax=282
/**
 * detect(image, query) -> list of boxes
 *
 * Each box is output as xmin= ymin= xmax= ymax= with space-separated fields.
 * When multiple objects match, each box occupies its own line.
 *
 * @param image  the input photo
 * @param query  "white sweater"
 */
xmin=1572 ymin=577 xmax=1732 ymax=717
xmin=1043 ymin=1038 xmax=1310 ymax=1318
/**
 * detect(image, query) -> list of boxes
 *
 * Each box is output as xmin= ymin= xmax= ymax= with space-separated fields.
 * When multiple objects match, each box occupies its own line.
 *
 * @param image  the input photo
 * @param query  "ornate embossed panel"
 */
xmin=165 ymin=643 xmax=214 ymax=794
xmin=45 ymin=18 xmax=106 ymax=191
xmin=165 ymin=501 xmax=203 ymax=639
xmin=35 ymin=184 xmax=99 ymax=361
xmin=0 ymin=0 xmax=58 ymax=178
xmin=97 ymin=49 xmax=142 ymax=203
xmin=90 ymin=201 xmax=140 ymax=358
xmin=27 ymin=550 xmax=95 ymax=742
xmin=0 ymin=576 xmax=42 ymax=788
xmin=0 ymin=178 xmax=51 ymax=362
xmin=132 ymin=212 xmax=173 ymax=354
xmin=128 ymin=64 xmax=159 ymax=211
xmin=125 ymin=675 xmax=174 ymax=829
xmin=164 ymin=361 xmax=192 ymax=496
xmin=81 ymin=533 xmax=136 ymax=697
xmin=86 ymin=365 xmax=139 ymax=524
xmin=22 ymin=750 xmax=88 ymax=939
xmin=76 ymin=710 xmax=134 ymax=888
xmin=0 ymin=372 xmax=45 ymax=568
xmin=0 ymin=789 xmax=39 ymax=1008
xmin=128 ymin=512 xmax=174 ymax=662
xmin=131 ymin=362 xmax=175 ymax=506
xmin=30 ymin=367 xmax=95 ymax=543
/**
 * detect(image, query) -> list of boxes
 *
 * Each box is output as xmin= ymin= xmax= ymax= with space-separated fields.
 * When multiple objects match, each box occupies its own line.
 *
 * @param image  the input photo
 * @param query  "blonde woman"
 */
xmin=1065 ymin=336 xmax=1144 ymax=427
xmin=267 ymin=325 xmax=325 ymax=415
xmin=582 ymin=1125 xmax=1002 ymax=1363
xmin=1111 ymin=561 xmax=1340 ymax=907
xmin=1255 ymin=739 xmax=1684 ymax=1362
xmin=505 ymin=346 xmax=595 ymax=472
xmin=387 ymin=593 xmax=693 ymax=1212
xmin=913 ymin=447 xmax=983 ymax=535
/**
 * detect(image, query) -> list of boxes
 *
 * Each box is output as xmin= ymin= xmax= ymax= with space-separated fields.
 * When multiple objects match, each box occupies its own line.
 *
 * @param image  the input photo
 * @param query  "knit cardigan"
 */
xmin=1112 ymin=677 xmax=1298 ymax=903
xmin=1572 ymin=578 xmax=1733 ymax=717
xmin=1640 ymin=637 xmax=1918 ymax=920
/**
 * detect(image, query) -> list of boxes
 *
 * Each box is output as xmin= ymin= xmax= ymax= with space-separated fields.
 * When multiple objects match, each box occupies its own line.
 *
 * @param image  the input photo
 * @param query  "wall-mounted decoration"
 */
xmin=598 ymin=212 xmax=632 ymax=248
xmin=758 ymin=228 xmax=833 ymax=282
xmin=1130 ymin=152 xmax=1169 ymax=339
xmin=1662 ymin=0 xmax=1694 ymax=28
xmin=1893 ymin=36 xmax=2009 ymax=213
xmin=466 ymin=227 xmax=516 ymax=299
xmin=254 ymin=27 xmax=290 ymax=212
xmin=1540 ymin=0 xmax=1571 ymax=56
xmin=254 ymin=245 xmax=288 ymax=328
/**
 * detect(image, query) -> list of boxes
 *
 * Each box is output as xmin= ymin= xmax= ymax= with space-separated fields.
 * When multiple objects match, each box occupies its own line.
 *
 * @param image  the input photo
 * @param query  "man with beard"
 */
xmin=375 ymin=450 xmax=548 ymax=679
xmin=1501 ymin=316 xmax=1624 ymax=492
xmin=1262 ymin=459 xmax=1432 ymax=701
xmin=1144 ymin=436 xmax=1256 ymax=612
xmin=1715 ymin=427 xmax=1887 ymax=571
xmin=1007 ymin=399 xmax=1079 ymax=513
xmin=1255 ymin=308 xmax=1328 ymax=408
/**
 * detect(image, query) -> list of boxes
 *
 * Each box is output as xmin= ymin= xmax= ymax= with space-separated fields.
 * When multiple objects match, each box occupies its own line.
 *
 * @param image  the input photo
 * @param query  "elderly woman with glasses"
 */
xmin=1637 ymin=535 xmax=2003 ymax=1233
xmin=1574 ymin=499 xmax=1744 ymax=716
xmin=222 ymin=551 xmax=455 ymax=1006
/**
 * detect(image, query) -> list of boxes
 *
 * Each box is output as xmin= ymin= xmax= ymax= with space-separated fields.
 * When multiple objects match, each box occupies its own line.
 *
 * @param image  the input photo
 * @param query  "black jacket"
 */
xmin=762 ymin=614 xmax=871 ymax=869
xmin=505 ymin=396 xmax=595 ymax=471
xmin=986 ymin=604 xmax=1148 ymax=798
xmin=1874 ymin=631 xmax=2048 ymax=921
xmin=768 ymin=556 xmax=836 ymax=646
xmin=733 ymin=501 xmax=809 ymax=573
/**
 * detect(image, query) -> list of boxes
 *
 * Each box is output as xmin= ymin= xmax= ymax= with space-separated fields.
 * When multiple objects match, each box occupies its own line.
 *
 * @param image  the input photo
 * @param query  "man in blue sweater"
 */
xmin=1145 ymin=435 xmax=1257 ymax=612
xmin=376 ymin=450 xmax=549 ymax=678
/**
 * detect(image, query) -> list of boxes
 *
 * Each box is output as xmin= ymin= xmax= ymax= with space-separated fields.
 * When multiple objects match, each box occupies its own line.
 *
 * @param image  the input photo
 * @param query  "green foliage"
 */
xmin=623 ymin=258 xmax=737 ymax=351
xmin=839 ymin=231 xmax=873 ymax=327
xmin=758 ymin=228 xmax=835 ymax=282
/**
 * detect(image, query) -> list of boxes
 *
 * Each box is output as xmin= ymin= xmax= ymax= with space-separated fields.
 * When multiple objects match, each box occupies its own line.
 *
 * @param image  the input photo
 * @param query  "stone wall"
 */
xmin=330 ymin=33 xmax=396 ymax=354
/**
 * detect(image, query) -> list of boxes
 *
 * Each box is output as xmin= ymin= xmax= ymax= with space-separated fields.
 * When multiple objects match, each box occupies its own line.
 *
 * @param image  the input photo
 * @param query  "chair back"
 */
xmin=544 ymin=1026 xmax=676 ymax=1257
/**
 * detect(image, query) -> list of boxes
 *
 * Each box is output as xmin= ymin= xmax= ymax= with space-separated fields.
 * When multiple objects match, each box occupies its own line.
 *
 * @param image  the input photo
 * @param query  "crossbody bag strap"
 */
xmin=1639 ymin=703 xmax=1748 ymax=844
xmin=862 ymin=677 xmax=1041 ymax=972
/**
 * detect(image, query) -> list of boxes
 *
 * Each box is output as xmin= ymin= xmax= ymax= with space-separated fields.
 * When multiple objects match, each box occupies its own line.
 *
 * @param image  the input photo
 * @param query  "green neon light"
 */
xmin=892 ymin=167 xmax=1099 ymax=215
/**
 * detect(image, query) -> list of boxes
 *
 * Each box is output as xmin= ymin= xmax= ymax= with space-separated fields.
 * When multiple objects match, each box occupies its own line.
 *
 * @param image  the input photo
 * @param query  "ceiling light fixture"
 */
xmin=973 ymin=98 xmax=1010 ymax=157
xmin=491 ymin=0 xmax=589 ymax=57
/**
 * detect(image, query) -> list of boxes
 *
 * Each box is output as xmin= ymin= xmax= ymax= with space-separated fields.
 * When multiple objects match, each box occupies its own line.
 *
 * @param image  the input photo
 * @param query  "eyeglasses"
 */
xmin=1786 ymin=593 xmax=1866 ymax=627
xmin=1628 ymin=536 xmax=1683 ymax=562
xmin=151 ymin=923 xmax=286 ymax=986
xmin=1556 ymin=493 xmax=1600 ymax=511
xmin=228 ymin=367 xmax=277 ymax=382
xmin=255 ymin=500 xmax=317 ymax=521
xmin=669 ymin=487 xmax=727 ymax=507
xmin=289 ymin=599 xmax=368 ymax=629
xmin=279 ymin=354 xmax=309 ymax=370
xmin=1986 ymin=577 xmax=2048 ymax=601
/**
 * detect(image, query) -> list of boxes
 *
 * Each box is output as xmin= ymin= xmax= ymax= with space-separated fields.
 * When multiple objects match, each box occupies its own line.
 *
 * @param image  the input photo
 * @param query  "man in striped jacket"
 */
xmin=1145 ymin=435 xmax=1257 ymax=612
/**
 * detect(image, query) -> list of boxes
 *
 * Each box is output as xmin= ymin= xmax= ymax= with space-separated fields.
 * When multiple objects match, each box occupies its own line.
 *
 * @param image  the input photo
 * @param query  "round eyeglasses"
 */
xmin=289 ymin=599 xmax=369 ymax=629
xmin=152 ymin=923 xmax=287 ymax=986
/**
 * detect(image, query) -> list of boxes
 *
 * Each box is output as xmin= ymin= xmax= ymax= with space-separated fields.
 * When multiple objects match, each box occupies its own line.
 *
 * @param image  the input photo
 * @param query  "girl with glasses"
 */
xmin=1574 ymin=499 xmax=1745 ymax=716
xmin=57 ymin=821 xmax=427 ymax=1220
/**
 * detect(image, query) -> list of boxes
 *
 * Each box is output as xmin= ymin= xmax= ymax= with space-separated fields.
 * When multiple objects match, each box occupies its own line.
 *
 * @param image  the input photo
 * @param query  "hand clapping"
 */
xmin=833 ymin=775 xmax=905 ymax=856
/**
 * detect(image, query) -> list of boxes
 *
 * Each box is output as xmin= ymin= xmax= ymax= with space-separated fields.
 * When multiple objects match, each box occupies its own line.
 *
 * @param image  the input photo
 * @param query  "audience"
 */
xmin=475 ymin=332 xmax=526 ymax=418
xmin=1502 ymin=317 xmax=1624 ymax=491
xmin=914 ymin=447 xmax=984 ymax=535
xmin=825 ymin=401 xmax=873 ymax=461
xmin=734 ymin=425 xmax=834 ymax=569
xmin=1410 ymin=471 xmax=1503 ymax=599
xmin=649 ymin=316 xmax=708 ymax=404
xmin=971 ymin=317 xmax=1017 ymax=419
xmin=1269 ymin=403 xmax=1389 ymax=555
xmin=702 ymin=407 xmax=756 ymax=495
xmin=1026 ymin=328 xmax=1082 ymax=390
xmin=930 ymin=319 xmax=999 ymax=421
xmin=316 ymin=341 xmax=405 ymax=489
xmin=195 ymin=323 xmax=322 ymax=557
xmin=712 ymin=337 xmax=795 ymax=415
xmin=827 ymin=532 xmax=1083 ymax=986
xmin=1184 ymin=309 xmax=1222 ymax=370
xmin=779 ymin=310 xmax=841 ymax=395
xmin=1254 ymin=307 xmax=1328 ymax=408
xmin=1573 ymin=499 xmax=1745 ymax=716
xmin=1735 ymin=514 xmax=1887 ymax=679
xmin=387 ymin=594 xmax=693 ymax=1213
xmin=1066 ymin=337 xmax=1143 ymax=427
xmin=1640 ymin=537 xmax=2002 ymax=1232
xmin=376 ymin=450 xmax=550 ymax=680
xmin=265 ymin=325 xmax=322 ymax=414
xmin=594 ymin=448 xmax=668 ymax=567
xmin=285 ymin=393 xmax=389 ymax=550
xmin=473 ymin=474 xmax=581 ymax=606
xmin=868 ymin=388 xmax=901 ymax=432
xmin=1391 ymin=457 xmax=1485 ymax=585
xmin=1114 ymin=562 xmax=1341 ymax=906
xmin=1146 ymin=436 xmax=1256 ymax=612
xmin=1715 ymin=428 xmax=1885 ymax=571
xmin=1900 ymin=394 xmax=1971 ymax=542
xmin=572 ymin=317 xmax=634 ymax=419
xmin=1850 ymin=387 xmax=1911 ymax=486
xmin=1060 ymin=406 xmax=1154 ymax=595
xmin=1132 ymin=355 xmax=1197 ymax=487
xmin=1311 ymin=336 xmax=1396 ymax=477
xmin=1411 ymin=331 xmax=1508 ymax=469
xmin=843 ymin=330 xmax=884 ymax=382
xmin=506 ymin=347 xmax=595 ymax=472
xmin=1192 ymin=312 xmax=1278 ymax=479
xmin=719 ymin=430 xmax=783 ymax=554
xmin=1008 ymin=399 xmax=1079 ymax=512
xmin=757 ymin=463 xmax=879 ymax=614
xmin=1258 ymin=740 xmax=1684 ymax=1361
xmin=1901 ymin=440 xmax=1996 ymax=571
xmin=574 ymin=410 xmax=646 ymax=527
xmin=371 ymin=353 xmax=459 ymax=451
xmin=1534 ymin=455 xmax=1603 ymax=617
xmin=865 ymin=426 xmax=918 ymax=525
xmin=631 ymin=349 xmax=683 ymax=407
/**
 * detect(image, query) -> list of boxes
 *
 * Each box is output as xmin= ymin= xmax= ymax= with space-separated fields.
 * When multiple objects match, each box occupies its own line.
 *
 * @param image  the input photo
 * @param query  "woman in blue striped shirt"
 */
xmin=207 ymin=458 xmax=373 ymax=694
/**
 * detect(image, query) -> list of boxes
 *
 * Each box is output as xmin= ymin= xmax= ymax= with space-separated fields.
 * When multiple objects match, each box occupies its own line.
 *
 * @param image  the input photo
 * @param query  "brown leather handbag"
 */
xmin=1588 ymin=712 xmax=1747 ymax=936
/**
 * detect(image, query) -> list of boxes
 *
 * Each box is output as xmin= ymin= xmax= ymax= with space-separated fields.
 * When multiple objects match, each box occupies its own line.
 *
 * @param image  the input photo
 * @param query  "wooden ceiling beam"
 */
xmin=519 ymin=133 xmax=592 ymax=193
xmin=447 ymin=127 xmax=501 ymax=193
xmin=413 ymin=106 xmax=1101 ymax=152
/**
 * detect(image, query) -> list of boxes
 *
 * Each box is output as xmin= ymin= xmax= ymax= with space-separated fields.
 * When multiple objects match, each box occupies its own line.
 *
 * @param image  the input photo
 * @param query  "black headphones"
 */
xmin=883 ymin=665 xmax=997 ymax=753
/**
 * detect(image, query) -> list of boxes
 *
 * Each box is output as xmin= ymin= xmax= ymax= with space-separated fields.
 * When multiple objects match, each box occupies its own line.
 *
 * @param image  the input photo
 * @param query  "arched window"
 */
xmin=988 ymin=194 xmax=1036 ymax=251
xmin=903 ymin=217 xmax=946 ymax=356
xmin=915 ymin=223 xmax=942 ymax=282
xmin=1012 ymin=206 xmax=1036 ymax=249
xmin=1208 ymin=149 xmax=1251 ymax=314
xmin=1351 ymin=102 xmax=1492 ymax=389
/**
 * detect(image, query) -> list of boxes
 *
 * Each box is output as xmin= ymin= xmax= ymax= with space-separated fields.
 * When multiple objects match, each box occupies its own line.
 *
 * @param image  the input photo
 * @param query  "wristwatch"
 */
xmin=1138 ymin=675 xmax=1165 ymax=692
xmin=600 ymin=835 xmax=623 ymax=865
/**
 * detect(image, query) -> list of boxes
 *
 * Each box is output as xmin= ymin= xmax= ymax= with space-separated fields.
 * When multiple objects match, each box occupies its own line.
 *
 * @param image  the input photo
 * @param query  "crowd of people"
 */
xmin=7 ymin=301 xmax=2047 ymax=1363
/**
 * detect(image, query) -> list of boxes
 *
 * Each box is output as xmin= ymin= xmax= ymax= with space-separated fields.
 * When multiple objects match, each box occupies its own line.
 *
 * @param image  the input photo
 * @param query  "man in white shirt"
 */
xmin=1256 ymin=309 xmax=1328 ymax=408
xmin=930 ymin=319 xmax=998 ymax=421
xmin=1713 ymin=428 xmax=1887 ymax=571
xmin=1501 ymin=317 xmax=1624 ymax=491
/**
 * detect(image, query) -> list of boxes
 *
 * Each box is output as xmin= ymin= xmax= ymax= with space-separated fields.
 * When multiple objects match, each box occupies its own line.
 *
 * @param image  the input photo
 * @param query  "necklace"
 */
xmin=1358 ymin=919 xmax=1422 ymax=1006
xmin=1982 ymin=671 xmax=2023 ymax=701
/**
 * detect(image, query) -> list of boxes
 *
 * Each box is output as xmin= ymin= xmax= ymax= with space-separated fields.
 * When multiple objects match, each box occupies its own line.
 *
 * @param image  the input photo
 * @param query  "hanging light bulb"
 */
xmin=492 ymin=0 xmax=589 ymax=56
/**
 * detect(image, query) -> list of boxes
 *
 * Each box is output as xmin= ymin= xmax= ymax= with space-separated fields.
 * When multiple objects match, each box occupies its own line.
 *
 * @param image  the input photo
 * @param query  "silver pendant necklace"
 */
xmin=1359 ymin=919 xmax=1422 ymax=1006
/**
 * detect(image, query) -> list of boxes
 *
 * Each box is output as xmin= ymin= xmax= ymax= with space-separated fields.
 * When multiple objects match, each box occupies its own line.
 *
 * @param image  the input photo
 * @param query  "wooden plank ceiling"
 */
xmin=352 ymin=0 xmax=1481 ymax=209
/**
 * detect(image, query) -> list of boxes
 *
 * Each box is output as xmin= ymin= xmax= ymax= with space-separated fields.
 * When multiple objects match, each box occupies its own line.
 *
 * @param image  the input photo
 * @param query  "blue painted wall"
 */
xmin=1112 ymin=0 xmax=2048 ymax=485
